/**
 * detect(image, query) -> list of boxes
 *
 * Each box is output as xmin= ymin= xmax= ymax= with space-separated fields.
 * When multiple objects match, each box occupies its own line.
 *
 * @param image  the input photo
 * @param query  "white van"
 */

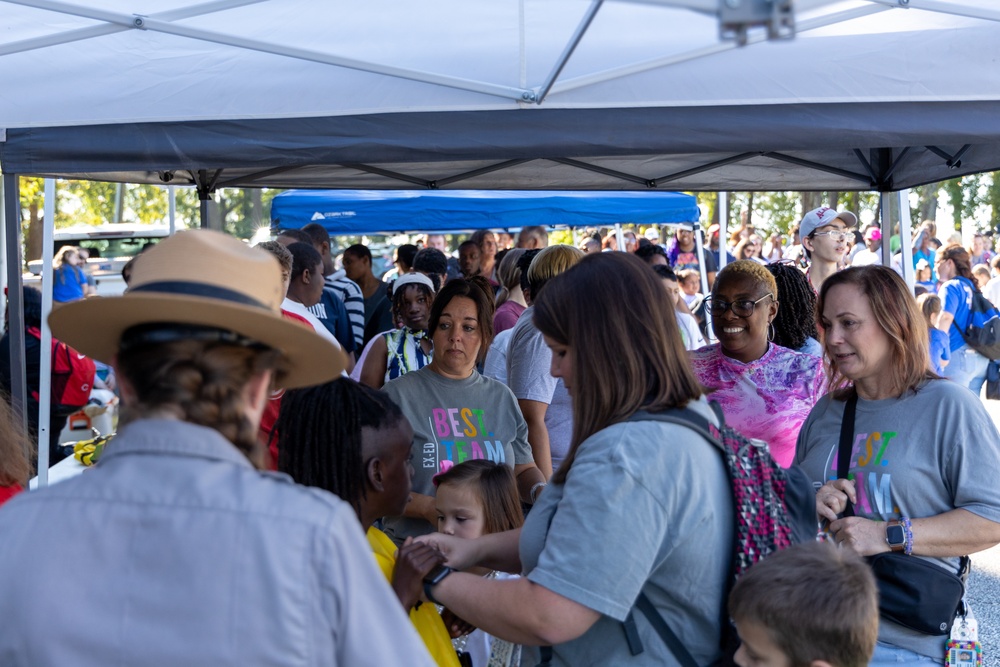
xmin=25 ymin=224 xmax=171 ymax=296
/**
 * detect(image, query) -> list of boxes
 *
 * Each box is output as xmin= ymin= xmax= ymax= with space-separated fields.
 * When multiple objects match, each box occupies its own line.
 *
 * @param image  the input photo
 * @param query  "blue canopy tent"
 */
xmin=270 ymin=189 xmax=700 ymax=235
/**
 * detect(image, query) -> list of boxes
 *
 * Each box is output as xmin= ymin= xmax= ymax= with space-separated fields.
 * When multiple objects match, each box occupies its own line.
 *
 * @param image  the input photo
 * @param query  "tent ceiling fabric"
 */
xmin=2 ymin=0 xmax=1000 ymax=192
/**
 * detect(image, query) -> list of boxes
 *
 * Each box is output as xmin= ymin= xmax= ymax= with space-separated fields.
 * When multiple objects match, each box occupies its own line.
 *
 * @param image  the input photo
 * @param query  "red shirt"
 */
xmin=0 ymin=484 xmax=23 ymax=507
xmin=259 ymin=311 xmax=313 ymax=470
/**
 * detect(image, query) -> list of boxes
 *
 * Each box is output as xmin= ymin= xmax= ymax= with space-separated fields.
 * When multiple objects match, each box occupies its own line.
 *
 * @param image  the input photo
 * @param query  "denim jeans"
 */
xmin=943 ymin=344 xmax=990 ymax=396
xmin=869 ymin=641 xmax=942 ymax=665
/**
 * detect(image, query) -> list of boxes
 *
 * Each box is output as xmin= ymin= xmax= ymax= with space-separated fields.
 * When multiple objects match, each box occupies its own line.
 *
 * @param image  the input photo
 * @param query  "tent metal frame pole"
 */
xmin=765 ymin=152 xmax=873 ymax=185
xmin=865 ymin=0 xmax=1000 ymax=23
xmin=3 ymin=174 xmax=29 ymax=441
xmin=897 ymin=189 xmax=915 ymax=294
xmin=36 ymin=179 xmax=56 ymax=487
xmin=655 ymin=152 xmax=759 ymax=185
xmin=718 ymin=191 xmax=728 ymax=271
xmin=0 ymin=0 xmax=272 ymax=57
xmin=168 ymin=185 xmax=177 ymax=235
xmin=2 ymin=0 xmax=530 ymax=102
xmin=550 ymin=3 xmax=888 ymax=96
xmin=549 ymin=158 xmax=654 ymax=187
xmin=533 ymin=0 xmax=604 ymax=104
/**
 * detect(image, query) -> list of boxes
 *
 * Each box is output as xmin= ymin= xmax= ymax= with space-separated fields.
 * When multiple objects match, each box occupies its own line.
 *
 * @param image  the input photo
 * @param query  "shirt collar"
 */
xmin=100 ymin=419 xmax=255 ymax=469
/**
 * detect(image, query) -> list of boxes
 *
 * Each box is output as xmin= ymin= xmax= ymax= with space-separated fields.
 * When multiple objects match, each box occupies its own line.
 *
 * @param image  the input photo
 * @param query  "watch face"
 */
xmin=886 ymin=524 xmax=905 ymax=546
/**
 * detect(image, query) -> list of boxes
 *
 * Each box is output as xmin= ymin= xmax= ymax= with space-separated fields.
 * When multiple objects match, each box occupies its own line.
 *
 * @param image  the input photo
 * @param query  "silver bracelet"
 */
xmin=530 ymin=481 xmax=547 ymax=504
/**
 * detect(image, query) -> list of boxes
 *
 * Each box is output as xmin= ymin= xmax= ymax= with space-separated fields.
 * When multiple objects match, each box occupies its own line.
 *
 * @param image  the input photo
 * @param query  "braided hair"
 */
xmin=390 ymin=282 xmax=434 ymax=327
xmin=116 ymin=336 xmax=286 ymax=463
xmin=275 ymin=378 xmax=404 ymax=515
xmin=766 ymin=262 xmax=818 ymax=351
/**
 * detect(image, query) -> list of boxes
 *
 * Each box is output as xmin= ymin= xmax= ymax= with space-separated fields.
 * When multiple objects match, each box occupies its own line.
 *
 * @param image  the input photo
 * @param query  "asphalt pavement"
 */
xmin=965 ymin=397 xmax=1000 ymax=665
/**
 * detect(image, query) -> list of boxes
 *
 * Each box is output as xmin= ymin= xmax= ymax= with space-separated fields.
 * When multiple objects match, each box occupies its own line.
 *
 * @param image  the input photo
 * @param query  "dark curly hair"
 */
xmin=766 ymin=262 xmax=818 ymax=351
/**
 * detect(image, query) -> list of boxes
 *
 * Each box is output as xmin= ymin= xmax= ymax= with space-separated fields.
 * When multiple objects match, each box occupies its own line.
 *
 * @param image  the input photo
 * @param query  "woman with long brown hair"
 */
xmin=415 ymin=253 xmax=733 ymax=665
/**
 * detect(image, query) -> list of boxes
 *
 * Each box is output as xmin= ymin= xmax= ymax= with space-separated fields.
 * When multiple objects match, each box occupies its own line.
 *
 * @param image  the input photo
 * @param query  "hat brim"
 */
xmin=49 ymin=293 xmax=347 ymax=389
xmin=835 ymin=212 xmax=858 ymax=227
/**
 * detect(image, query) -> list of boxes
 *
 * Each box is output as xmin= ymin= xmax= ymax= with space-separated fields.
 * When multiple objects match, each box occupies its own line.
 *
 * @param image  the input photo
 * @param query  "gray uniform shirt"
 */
xmin=0 ymin=419 xmax=433 ymax=667
xmin=796 ymin=380 xmax=1000 ymax=659
xmin=382 ymin=366 xmax=533 ymax=542
xmin=506 ymin=306 xmax=573 ymax=470
xmin=519 ymin=398 xmax=733 ymax=666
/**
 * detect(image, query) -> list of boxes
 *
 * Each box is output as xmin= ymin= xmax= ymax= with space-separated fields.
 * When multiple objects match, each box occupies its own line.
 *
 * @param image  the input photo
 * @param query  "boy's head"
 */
xmin=729 ymin=542 xmax=878 ymax=667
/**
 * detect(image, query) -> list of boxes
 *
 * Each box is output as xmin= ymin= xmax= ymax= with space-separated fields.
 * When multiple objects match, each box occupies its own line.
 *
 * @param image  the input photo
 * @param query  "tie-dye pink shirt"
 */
xmin=689 ymin=343 xmax=827 ymax=467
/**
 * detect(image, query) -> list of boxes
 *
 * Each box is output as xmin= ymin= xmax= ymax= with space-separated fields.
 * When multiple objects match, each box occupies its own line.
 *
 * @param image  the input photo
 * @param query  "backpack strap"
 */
xmin=634 ymin=592 xmax=701 ymax=667
xmin=627 ymin=406 xmax=725 ymax=454
xmin=613 ymin=407 xmax=724 ymax=666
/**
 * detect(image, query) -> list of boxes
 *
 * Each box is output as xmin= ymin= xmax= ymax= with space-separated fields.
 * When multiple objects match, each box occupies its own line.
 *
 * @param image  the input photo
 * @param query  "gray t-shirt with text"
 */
xmin=796 ymin=379 xmax=1000 ymax=659
xmin=382 ymin=366 xmax=533 ymax=542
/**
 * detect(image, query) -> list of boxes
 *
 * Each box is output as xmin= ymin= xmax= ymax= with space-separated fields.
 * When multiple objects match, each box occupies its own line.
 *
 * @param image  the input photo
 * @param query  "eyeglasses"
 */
xmin=707 ymin=293 xmax=774 ymax=318
xmin=811 ymin=230 xmax=850 ymax=242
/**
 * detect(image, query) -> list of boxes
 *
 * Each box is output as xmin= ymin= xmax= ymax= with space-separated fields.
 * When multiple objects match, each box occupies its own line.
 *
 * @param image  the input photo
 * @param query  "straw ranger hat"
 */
xmin=49 ymin=229 xmax=347 ymax=388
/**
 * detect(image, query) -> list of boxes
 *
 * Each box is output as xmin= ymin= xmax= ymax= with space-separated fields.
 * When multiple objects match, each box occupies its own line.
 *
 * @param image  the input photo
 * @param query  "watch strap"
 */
xmin=423 ymin=566 xmax=453 ymax=605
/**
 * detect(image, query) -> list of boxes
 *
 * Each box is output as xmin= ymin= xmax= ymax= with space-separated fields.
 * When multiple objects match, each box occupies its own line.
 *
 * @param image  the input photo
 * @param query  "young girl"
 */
xmin=434 ymin=460 xmax=524 ymax=667
xmin=917 ymin=292 xmax=950 ymax=374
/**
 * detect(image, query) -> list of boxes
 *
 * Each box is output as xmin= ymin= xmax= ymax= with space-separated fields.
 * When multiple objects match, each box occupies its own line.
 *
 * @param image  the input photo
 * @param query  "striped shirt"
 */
xmin=325 ymin=271 xmax=365 ymax=351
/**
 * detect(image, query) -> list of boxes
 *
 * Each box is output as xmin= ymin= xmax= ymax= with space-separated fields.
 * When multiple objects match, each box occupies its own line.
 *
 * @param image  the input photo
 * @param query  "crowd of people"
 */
xmin=1 ymin=207 xmax=999 ymax=667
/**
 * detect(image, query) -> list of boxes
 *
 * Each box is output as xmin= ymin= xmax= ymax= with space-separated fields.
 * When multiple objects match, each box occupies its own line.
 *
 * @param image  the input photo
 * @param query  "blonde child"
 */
xmin=917 ymin=293 xmax=950 ymax=374
xmin=434 ymin=460 xmax=524 ymax=667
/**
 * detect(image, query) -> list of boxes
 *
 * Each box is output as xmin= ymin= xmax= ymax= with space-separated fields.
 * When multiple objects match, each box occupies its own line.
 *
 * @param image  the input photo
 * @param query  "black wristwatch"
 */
xmin=885 ymin=520 xmax=906 ymax=553
xmin=423 ymin=564 xmax=453 ymax=605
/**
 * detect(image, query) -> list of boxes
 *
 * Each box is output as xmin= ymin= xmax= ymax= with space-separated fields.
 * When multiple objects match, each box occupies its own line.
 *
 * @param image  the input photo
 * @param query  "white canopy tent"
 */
xmin=2 ymin=0 xmax=1000 ymax=193
xmin=2 ymin=0 xmax=999 ymax=480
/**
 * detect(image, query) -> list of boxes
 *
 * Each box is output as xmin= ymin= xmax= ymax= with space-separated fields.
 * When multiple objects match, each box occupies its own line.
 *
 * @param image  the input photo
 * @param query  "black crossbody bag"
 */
xmin=838 ymin=392 xmax=969 ymax=636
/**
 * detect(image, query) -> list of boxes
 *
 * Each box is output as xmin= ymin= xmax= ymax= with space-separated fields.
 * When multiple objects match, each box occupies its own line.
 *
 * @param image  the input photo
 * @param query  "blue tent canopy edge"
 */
xmin=270 ymin=189 xmax=700 ymax=235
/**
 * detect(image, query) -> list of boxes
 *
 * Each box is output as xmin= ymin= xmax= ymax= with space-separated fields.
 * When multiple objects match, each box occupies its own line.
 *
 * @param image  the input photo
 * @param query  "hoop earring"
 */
xmin=767 ymin=321 xmax=775 ymax=342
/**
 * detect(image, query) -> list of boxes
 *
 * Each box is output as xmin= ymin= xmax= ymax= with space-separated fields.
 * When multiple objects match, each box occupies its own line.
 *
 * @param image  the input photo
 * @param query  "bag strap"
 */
xmin=836 ymin=391 xmax=859 ymax=518
xmin=634 ymin=592 xmax=701 ymax=667
xmin=837 ymin=391 xmax=972 ymax=580
xmin=615 ymin=408 xmax=721 ymax=667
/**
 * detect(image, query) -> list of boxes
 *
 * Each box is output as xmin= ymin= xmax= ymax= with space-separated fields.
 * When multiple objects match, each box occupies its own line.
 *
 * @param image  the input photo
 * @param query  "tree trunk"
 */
xmin=249 ymin=189 xmax=263 ymax=227
xmin=24 ymin=204 xmax=42 ymax=264
xmin=916 ymin=185 xmax=939 ymax=224
xmin=829 ymin=191 xmax=841 ymax=209
xmin=800 ymin=192 xmax=821 ymax=213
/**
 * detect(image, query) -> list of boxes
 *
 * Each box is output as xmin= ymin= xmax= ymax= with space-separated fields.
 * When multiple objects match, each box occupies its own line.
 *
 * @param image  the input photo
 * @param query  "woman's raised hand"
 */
xmin=413 ymin=532 xmax=481 ymax=571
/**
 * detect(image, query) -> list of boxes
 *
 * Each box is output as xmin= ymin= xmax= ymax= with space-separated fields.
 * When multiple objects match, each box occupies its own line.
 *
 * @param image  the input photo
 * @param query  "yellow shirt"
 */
xmin=367 ymin=527 xmax=461 ymax=667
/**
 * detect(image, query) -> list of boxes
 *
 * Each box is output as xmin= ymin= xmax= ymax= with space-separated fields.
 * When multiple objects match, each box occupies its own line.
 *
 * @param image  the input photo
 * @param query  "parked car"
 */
xmin=25 ymin=224 xmax=171 ymax=296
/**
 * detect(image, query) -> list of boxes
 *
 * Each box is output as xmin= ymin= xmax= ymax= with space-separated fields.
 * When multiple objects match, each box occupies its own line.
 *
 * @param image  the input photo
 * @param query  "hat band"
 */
xmin=129 ymin=281 xmax=269 ymax=310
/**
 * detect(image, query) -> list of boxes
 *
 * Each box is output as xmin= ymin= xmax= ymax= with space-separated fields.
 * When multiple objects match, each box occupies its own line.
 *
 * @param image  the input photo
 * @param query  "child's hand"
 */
xmin=441 ymin=608 xmax=476 ymax=638
xmin=391 ymin=539 xmax=446 ymax=611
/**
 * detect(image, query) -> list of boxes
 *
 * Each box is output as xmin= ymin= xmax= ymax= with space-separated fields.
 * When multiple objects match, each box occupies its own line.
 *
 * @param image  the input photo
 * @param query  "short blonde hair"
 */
xmin=713 ymin=259 xmax=778 ymax=298
xmin=526 ymin=245 xmax=585 ymax=298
